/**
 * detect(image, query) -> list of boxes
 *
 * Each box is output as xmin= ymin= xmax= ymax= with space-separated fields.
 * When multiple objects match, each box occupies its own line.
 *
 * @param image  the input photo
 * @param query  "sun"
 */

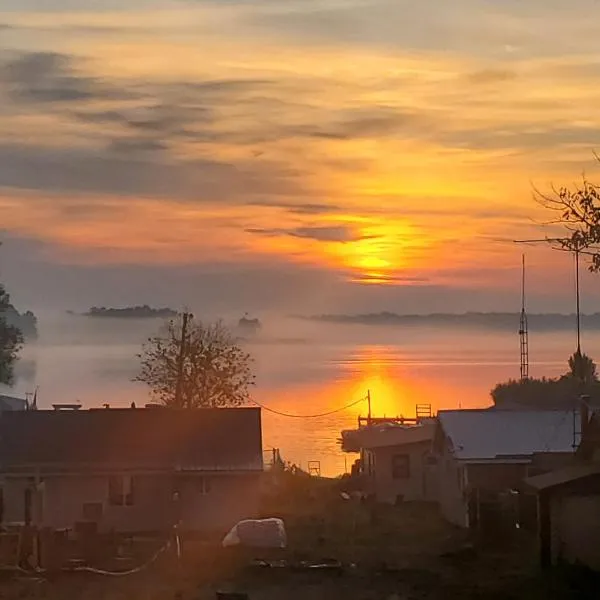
xmin=329 ymin=218 xmax=428 ymax=283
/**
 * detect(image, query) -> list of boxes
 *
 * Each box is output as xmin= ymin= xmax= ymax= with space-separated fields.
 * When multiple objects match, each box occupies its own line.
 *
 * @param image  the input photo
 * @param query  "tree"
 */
xmin=491 ymin=352 xmax=600 ymax=409
xmin=135 ymin=314 xmax=255 ymax=408
xmin=535 ymin=171 xmax=600 ymax=270
xmin=567 ymin=349 xmax=598 ymax=385
xmin=0 ymin=283 xmax=23 ymax=385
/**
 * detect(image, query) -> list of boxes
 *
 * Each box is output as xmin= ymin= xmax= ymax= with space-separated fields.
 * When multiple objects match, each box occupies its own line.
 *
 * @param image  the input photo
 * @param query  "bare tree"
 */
xmin=535 ymin=170 xmax=600 ymax=269
xmin=135 ymin=314 xmax=255 ymax=408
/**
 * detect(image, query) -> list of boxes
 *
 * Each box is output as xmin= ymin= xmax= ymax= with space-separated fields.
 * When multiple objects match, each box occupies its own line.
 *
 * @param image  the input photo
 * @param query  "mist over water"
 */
xmin=1 ymin=311 xmax=593 ymax=476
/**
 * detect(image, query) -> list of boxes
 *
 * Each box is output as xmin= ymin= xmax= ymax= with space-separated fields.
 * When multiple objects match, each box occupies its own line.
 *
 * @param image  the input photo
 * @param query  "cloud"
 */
xmin=108 ymin=138 xmax=168 ymax=154
xmin=301 ymin=107 xmax=422 ymax=140
xmin=246 ymin=225 xmax=373 ymax=243
xmin=1 ymin=51 xmax=133 ymax=104
xmin=441 ymin=124 xmax=600 ymax=152
xmin=466 ymin=68 xmax=517 ymax=85
xmin=351 ymin=273 xmax=429 ymax=284
xmin=247 ymin=200 xmax=341 ymax=215
xmin=0 ymin=143 xmax=307 ymax=200
xmin=74 ymin=104 xmax=214 ymax=133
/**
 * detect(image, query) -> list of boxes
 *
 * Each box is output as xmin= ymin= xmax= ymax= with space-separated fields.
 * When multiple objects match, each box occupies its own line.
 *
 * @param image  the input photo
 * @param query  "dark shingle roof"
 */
xmin=0 ymin=407 xmax=262 ymax=472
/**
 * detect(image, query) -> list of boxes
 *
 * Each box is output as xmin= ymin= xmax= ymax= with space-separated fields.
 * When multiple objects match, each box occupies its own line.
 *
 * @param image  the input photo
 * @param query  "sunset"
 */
xmin=3 ymin=4 xmax=600 ymax=591
xmin=0 ymin=1 xmax=599 ymax=314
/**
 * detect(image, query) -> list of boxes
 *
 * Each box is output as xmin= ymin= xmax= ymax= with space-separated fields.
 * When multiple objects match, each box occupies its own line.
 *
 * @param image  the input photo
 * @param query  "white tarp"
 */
xmin=222 ymin=518 xmax=287 ymax=549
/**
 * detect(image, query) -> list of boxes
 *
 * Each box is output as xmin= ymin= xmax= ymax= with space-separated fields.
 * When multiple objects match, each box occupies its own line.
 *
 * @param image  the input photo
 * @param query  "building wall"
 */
xmin=2 ymin=472 xmax=261 ymax=534
xmin=366 ymin=441 xmax=435 ymax=504
xmin=177 ymin=473 xmax=261 ymax=532
xmin=466 ymin=463 xmax=528 ymax=491
xmin=437 ymin=450 xmax=468 ymax=527
xmin=550 ymin=492 xmax=600 ymax=570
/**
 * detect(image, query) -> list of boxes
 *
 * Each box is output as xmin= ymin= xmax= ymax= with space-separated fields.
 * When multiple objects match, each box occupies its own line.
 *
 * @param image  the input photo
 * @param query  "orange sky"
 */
xmin=1 ymin=1 xmax=600 ymax=312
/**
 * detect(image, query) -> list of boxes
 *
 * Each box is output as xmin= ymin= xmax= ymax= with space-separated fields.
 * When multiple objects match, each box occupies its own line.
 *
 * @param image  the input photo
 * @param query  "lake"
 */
xmin=2 ymin=312 xmax=590 ymax=476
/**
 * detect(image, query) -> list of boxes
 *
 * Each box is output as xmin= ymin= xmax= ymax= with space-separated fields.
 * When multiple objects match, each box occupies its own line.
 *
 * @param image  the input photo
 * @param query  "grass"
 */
xmin=1 ymin=471 xmax=598 ymax=599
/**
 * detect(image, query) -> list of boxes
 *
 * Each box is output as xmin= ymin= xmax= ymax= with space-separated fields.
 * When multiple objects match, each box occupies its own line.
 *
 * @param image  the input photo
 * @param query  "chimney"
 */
xmin=581 ymin=395 xmax=591 ymax=440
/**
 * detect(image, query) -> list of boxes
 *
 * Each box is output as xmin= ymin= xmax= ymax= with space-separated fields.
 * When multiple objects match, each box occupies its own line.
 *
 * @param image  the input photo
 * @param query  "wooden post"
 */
xmin=175 ymin=312 xmax=190 ymax=408
xmin=539 ymin=493 xmax=552 ymax=569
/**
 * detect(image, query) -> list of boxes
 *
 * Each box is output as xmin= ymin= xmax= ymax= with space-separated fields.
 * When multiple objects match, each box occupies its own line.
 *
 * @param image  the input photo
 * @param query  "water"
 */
xmin=2 ymin=312 xmax=590 ymax=476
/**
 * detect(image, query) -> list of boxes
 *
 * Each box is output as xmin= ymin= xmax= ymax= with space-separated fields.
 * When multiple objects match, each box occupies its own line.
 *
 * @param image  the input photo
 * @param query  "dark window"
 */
xmin=108 ymin=475 xmax=135 ymax=506
xmin=391 ymin=454 xmax=410 ymax=479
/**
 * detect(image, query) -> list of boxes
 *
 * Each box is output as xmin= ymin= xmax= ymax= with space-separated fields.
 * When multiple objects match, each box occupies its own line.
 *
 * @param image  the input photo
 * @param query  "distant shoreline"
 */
xmin=301 ymin=311 xmax=600 ymax=331
xmin=77 ymin=306 xmax=177 ymax=319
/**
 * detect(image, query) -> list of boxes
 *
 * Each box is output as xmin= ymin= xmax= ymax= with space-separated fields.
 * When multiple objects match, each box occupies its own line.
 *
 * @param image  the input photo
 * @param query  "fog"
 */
xmin=1 ymin=309 xmax=594 ymax=475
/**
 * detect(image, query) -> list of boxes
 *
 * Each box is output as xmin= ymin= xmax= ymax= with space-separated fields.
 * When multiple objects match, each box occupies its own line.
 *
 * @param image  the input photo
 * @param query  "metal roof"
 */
xmin=438 ymin=409 xmax=577 ymax=462
xmin=0 ymin=407 xmax=263 ymax=472
xmin=525 ymin=463 xmax=600 ymax=491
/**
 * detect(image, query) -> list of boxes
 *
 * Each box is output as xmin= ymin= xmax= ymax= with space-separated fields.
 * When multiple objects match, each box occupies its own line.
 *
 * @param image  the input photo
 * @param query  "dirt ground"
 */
xmin=1 ymin=473 xmax=598 ymax=599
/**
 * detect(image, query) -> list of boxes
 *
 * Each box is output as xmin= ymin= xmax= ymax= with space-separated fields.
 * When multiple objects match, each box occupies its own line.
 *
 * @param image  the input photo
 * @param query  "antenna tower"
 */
xmin=519 ymin=254 xmax=529 ymax=380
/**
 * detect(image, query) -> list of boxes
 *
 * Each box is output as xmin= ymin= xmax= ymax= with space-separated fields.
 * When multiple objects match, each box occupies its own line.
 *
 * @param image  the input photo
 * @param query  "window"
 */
xmin=391 ymin=454 xmax=410 ymax=479
xmin=108 ymin=475 xmax=135 ymax=506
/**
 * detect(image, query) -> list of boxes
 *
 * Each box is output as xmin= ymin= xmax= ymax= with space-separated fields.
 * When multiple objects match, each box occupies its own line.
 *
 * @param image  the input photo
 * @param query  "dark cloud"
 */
xmin=292 ymin=225 xmax=373 ymax=242
xmin=355 ymin=274 xmax=429 ymax=284
xmin=66 ymin=73 xmax=424 ymax=146
xmin=0 ymin=143 xmax=307 ymax=200
xmin=184 ymin=79 xmax=275 ymax=94
xmin=247 ymin=200 xmax=341 ymax=215
xmin=288 ymin=203 xmax=341 ymax=215
xmin=246 ymin=225 xmax=374 ymax=243
xmin=1 ymin=51 xmax=134 ymax=104
xmin=108 ymin=138 xmax=168 ymax=154
xmin=74 ymin=104 xmax=214 ymax=132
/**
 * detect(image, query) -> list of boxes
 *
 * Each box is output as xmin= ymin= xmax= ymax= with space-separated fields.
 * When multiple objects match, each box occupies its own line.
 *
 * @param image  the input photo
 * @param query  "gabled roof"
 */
xmin=438 ymin=409 xmax=576 ymax=462
xmin=0 ymin=407 xmax=263 ymax=472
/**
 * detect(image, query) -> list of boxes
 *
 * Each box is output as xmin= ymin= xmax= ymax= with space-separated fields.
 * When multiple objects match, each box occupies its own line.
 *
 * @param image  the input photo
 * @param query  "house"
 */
xmin=526 ymin=464 xmax=600 ymax=569
xmin=525 ymin=406 xmax=600 ymax=570
xmin=351 ymin=422 xmax=437 ymax=503
xmin=341 ymin=419 xmax=436 ymax=504
xmin=434 ymin=409 xmax=577 ymax=528
xmin=0 ymin=394 xmax=27 ymax=412
xmin=0 ymin=406 xmax=263 ymax=534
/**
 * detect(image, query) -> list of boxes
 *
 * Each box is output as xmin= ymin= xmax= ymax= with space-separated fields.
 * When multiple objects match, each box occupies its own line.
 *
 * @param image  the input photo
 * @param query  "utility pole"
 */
xmin=175 ymin=312 xmax=190 ymax=408
xmin=367 ymin=389 xmax=372 ymax=426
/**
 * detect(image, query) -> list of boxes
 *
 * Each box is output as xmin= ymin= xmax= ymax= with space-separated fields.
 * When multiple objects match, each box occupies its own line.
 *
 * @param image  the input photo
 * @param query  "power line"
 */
xmin=250 ymin=395 xmax=367 ymax=419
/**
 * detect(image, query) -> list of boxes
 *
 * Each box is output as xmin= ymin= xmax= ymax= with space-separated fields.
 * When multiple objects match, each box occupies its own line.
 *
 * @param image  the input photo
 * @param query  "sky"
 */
xmin=1 ymin=0 xmax=600 ymax=315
